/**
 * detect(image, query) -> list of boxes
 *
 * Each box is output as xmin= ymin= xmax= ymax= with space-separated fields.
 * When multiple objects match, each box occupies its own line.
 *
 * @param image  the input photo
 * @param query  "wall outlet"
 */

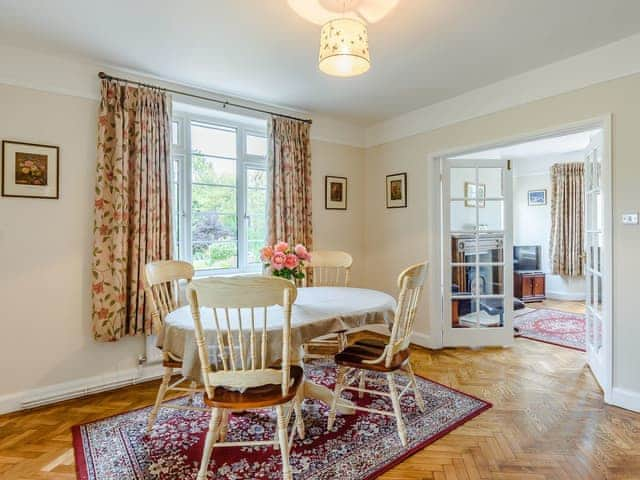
xmin=622 ymin=213 xmax=639 ymax=225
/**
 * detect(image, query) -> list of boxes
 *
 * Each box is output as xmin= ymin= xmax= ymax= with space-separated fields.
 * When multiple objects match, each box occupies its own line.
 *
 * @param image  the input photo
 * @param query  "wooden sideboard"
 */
xmin=514 ymin=271 xmax=546 ymax=303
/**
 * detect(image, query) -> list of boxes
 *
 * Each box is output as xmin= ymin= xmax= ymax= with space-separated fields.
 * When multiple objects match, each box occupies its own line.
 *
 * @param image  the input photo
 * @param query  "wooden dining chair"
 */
xmin=187 ymin=276 xmax=305 ymax=480
xmin=302 ymin=250 xmax=354 ymax=359
xmin=144 ymin=260 xmax=203 ymax=432
xmin=303 ymin=250 xmax=353 ymax=287
xmin=327 ymin=262 xmax=429 ymax=447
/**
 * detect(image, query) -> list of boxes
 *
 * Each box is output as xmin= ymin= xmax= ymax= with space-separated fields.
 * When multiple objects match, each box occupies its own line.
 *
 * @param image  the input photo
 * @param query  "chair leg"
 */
xmin=358 ymin=371 xmax=366 ymax=398
xmin=405 ymin=361 xmax=425 ymax=412
xmin=293 ymin=388 xmax=305 ymax=440
xmin=387 ymin=372 xmax=407 ymax=447
xmin=197 ymin=408 xmax=221 ymax=480
xmin=219 ymin=409 xmax=230 ymax=442
xmin=188 ymin=380 xmax=198 ymax=405
xmin=147 ymin=366 xmax=173 ymax=432
xmin=276 ymin=405 xmax=292 ymax=480
xmin=327 ymin=365 xmax=347 ymax=431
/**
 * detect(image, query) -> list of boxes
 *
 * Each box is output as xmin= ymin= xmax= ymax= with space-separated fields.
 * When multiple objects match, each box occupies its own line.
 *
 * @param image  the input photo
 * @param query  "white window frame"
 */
xmin=171 ymin=111 xmax=267 ymax=276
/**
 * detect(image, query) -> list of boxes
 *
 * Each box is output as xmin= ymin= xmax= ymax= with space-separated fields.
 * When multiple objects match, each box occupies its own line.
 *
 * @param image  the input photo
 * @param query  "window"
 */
xmin=171 ymin=112 xmax=268 ymax=274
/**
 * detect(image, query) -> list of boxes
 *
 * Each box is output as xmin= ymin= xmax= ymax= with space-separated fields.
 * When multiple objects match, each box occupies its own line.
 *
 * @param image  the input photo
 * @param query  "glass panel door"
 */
xmin=584 ymin=132 xmax=610 ymax=393
xmin=443 ymin=158 xmax=514 ymax=347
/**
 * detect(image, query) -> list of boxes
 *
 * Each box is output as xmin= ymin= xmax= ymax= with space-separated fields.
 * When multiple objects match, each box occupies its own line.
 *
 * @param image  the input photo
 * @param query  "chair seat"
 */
xmin=162 ymin=358 xmax=183 ymax=368
xmin=335 ymin=343 xmax=409 ymax=372
xmin=204 ymin=365 xmax=304 ymax=409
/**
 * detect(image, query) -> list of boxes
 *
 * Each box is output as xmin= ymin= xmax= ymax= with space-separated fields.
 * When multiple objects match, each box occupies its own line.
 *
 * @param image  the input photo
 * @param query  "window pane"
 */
xmin=247 ymin=168 xmax=267 ymax=189
xmin=191 ymin=155 xmax=236 ymax=186
xmin=247 ymin=186 xmax=266 ymax=216
xmin=191 ymin=212 xmax=238 ymax=270
xmin=191 ymin=122 xmax=236 ymax=158
xmin=192 ymin=241 xmax=238 ymax=270
xmin=246 ymin=167 xmax=267 ymax=262
xmin=248 ymin=240 xmax=263 ymax=265
xmin=172 ymin=121 xmax=180 ymax=145
xmin=248 ymin=217 xmax=266 ymax=242
xmin=191 ymin=184 xmax=236 ymax=214
xmin=246 ymin=134 xmax=267 ymax=157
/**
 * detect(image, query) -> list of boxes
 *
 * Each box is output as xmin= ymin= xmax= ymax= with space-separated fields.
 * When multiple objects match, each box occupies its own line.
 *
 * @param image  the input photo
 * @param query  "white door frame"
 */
xmin=425 ymin=115 xmax=613 ymax=401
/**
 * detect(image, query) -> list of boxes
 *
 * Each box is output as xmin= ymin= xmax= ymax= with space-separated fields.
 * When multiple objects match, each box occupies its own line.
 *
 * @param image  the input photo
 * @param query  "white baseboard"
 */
xmin=0 ymin=363 xmax=164 ymax=415
xmin=546 ymin=291 xmax=586 ymax=301
xmin=610 ymin=387 xmax=640 ymax=413
xmin=411 ymin=331 xmax=442 ymax=349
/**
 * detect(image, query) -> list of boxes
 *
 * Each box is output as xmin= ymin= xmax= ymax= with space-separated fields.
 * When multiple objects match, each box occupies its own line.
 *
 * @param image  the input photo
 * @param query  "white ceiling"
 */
xmin=1 ymin=1 xmax=640 ymax=125
xmin=456 ymin=129 xmax=599 ymax=160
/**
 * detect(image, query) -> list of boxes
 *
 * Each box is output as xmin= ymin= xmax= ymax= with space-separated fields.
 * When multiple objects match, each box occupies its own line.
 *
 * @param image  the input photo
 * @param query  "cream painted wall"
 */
xmin=364 ymin=73 xmax=640 ymax=397
xmin=0 ymin=84 xmax=146 ymax=399
xmin=513 ymin=152 xmax=586 ymax=300
xmin=0 ymin=83 xmax=365 ymax=406
xmin=311 ymin=141 xmax=366 ymax=286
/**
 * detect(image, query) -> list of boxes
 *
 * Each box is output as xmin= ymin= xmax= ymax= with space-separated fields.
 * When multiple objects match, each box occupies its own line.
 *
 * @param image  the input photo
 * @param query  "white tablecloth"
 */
xmin=159 ymin=287 xmax=397 ymax=380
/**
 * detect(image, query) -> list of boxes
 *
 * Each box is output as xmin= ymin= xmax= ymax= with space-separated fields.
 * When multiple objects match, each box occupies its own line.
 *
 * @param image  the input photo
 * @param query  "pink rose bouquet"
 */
xmin=260 ymin=242 xmax=310 ymax=280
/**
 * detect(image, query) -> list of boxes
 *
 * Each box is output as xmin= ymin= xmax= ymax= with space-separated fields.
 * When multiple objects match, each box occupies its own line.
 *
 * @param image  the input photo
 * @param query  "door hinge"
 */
xmin=507 ymin=159 xmax=512 ymax=170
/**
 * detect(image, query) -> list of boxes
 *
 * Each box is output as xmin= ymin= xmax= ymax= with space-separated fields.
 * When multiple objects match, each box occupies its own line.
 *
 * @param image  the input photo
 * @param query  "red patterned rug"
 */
xmin=514 ymin=308 xmax=586 ymax=351
xmin=72 ymin=360 xmax=490 ymax=479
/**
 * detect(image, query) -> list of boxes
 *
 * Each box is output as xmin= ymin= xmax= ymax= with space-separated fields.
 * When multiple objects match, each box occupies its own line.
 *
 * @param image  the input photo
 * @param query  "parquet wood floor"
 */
xmin=529 ymin=299 xmax=586 ymax=315
xmin=1 ymin=338 xmax=638 ymax=479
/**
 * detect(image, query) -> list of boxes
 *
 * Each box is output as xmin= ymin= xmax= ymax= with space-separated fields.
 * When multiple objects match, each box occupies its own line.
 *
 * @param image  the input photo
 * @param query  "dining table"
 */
xmin=159 ymin=286 xmax=397 ymax=414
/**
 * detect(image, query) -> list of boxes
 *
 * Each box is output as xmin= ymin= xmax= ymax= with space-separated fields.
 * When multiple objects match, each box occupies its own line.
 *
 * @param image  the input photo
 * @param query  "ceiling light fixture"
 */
xmin=318 ymin=1 xmax=371 ymax=77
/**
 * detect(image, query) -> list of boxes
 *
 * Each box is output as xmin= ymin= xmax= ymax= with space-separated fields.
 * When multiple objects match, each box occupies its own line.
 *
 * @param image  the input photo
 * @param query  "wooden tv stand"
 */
xmin=514 ymin=271 xmax=546 ymax=303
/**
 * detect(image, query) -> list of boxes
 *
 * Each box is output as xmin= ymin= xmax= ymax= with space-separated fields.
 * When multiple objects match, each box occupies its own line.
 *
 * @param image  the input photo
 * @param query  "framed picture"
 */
xmin=528 ymin=189 xmax=547 ymax=206
xmin=464 ymin=181 xmax=486 ymax=207
xmin=325 ymin=176 xmax=347 ymax=210
xmin=2 ymin=140 xmax=59 ymax=199
xmin=386 ymin=172 xmax=407 ymax=208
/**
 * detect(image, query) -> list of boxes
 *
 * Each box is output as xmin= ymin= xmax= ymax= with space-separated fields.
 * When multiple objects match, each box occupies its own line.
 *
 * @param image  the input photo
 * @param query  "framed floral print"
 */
xmin=2 ymin=140 xmax=59 ymax=199
xmin=325 ymin=175 xmax=347 ymax=210
xmin=386 ymin=172 xmax=407 ymax=208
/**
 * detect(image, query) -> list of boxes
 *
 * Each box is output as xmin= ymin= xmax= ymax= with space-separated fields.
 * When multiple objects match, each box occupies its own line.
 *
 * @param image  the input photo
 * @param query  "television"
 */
xmin=513 ymin=245 xmax=541 ymax=271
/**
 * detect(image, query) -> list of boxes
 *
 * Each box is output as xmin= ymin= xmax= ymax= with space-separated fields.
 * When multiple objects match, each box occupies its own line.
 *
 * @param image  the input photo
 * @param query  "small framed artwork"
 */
xmin=2 ymin=140 xmax=59 ymax=199
xmin=528 ymin=189 xmax=547 ymax=206
xmin=464 ymin=181 xmax=486 ymax=207
xmin=386 ymin=172 xmax=407 ymax=208
xmin=325 ymin=176 xmax=347 ymax=210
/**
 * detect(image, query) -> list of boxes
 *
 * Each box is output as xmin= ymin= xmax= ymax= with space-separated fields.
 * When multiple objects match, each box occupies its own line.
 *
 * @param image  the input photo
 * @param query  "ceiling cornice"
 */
xmin=364 ymin=33 xmax=640 ymax=148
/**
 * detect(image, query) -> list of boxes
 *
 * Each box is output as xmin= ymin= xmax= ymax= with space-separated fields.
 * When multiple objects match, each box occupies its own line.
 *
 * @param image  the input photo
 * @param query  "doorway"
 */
xmin=431 ymin=117 xmax=612 ymax=399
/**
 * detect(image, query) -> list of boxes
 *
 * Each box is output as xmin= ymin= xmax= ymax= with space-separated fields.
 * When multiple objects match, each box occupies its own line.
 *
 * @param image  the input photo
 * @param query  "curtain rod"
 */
xmin=97 ymin=72 xmax=313 ymax=125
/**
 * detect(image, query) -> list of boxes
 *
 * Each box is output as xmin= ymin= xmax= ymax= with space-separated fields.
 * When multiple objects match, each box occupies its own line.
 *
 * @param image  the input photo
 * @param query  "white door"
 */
xmin=584 ymin=133 xmax=611 ymax=394
xmin=442 ymin=159 xmax=514 ymax=347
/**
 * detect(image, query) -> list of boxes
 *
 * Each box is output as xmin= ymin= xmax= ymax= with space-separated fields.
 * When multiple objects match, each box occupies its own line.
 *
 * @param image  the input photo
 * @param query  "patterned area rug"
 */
xmin=73 ymin=360 xmax=490 ymax=480
xmin=514 ymin=308 xmax=586 ymax=351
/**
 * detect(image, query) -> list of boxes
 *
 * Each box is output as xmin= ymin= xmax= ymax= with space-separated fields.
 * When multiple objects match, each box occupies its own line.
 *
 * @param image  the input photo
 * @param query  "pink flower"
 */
xmin=260 ymin=246 xmax=274 ymax=262
xmin=294 ymin=244 xmax=309 ymax=260
xmin=284 ymin=254 xmax=299 ymax=269
xmin=271 ymin=252 xmax=287 ymax=270
xmin=274 ymin=241 xmax=289 ymax=253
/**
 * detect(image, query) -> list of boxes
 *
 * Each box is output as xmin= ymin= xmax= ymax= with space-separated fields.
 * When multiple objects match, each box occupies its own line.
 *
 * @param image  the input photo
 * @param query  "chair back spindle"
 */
xmin=144 ymin=260 xmax=194 ymax=332
xmin=385 ymin=262 xmax=428 ymax=367
xmin=188 ymin=276 xmax=297 ymax=398
xmin=305 ymin=250 xmax=353 ymax=287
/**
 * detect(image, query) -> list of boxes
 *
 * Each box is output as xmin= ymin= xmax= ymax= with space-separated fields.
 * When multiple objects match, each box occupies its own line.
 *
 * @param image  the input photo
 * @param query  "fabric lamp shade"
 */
xmin=318 ymin=17 xmax=370 ymax=77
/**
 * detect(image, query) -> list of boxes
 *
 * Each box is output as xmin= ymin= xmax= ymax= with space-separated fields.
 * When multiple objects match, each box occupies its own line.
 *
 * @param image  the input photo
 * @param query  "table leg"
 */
xmin=303 ymin=379 xmax=355 ymax=415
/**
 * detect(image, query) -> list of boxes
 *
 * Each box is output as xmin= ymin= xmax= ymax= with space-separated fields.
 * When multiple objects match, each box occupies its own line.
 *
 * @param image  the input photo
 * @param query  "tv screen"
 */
xmin=514 ymin=245 xmax=541 ymax=271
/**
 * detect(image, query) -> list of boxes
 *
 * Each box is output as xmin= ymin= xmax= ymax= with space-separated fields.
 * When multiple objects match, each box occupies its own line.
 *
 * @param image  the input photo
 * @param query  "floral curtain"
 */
xmin=91 ymin=79 xmax=172 ymax=341
xmin=266 ymin=117 xmax=313 ymax=251
xmin=550 ymin=162 xmax=584 ymax=277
